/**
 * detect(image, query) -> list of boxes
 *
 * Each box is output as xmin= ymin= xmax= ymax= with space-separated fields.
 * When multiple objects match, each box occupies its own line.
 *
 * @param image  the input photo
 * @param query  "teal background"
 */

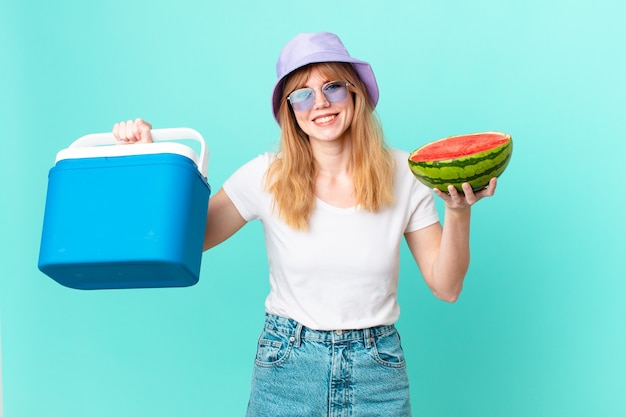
xmin=1 ymin=0 xmax=625 ymax=416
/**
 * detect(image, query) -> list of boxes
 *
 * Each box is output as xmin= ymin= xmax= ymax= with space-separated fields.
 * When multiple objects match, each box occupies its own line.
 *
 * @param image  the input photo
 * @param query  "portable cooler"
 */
xmin=38 ymin=128 xmax=210 ymax=290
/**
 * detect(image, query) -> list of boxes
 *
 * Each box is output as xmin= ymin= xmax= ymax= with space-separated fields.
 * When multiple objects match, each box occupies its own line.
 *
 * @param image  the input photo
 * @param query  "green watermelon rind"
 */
xmin=408 ymin=134 xmax=513 ymax=192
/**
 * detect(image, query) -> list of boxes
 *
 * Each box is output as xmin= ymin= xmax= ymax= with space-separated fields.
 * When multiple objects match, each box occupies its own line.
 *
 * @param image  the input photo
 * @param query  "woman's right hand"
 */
xmin=112 ymin=118 xmax=153 ymax=144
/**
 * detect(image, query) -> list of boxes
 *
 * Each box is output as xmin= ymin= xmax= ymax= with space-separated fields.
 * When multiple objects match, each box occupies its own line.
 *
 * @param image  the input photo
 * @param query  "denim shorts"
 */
xmin=245 ymin=314 xmax=412 ymax=417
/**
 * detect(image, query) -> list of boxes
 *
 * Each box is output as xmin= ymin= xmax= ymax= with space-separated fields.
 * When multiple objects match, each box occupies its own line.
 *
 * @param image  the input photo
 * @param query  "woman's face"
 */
xmin=290 ymin=66 xmax=354 ymax=144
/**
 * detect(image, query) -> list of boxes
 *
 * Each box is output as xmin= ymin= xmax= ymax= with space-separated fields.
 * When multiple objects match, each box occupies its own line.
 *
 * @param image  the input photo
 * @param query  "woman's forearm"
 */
xmin=430 ymin=207 xmax=472 ymax=302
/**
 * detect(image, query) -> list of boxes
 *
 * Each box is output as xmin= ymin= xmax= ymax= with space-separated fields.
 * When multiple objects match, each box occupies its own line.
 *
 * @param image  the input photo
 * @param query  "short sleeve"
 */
xmin=390 ymin=149 xmax=439 ymax=233
xmin=405 ymin=178 xmax=439 ymax=233
xmin=222 ymin=153 xmax=275 ymax=221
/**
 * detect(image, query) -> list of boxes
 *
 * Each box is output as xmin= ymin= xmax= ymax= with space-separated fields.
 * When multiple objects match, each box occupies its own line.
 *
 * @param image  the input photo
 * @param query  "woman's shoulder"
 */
xmin=225 ymin=152 xmax=277 ymax=185
xmin=388 ymin=148 xmax=411 ymax=171
xmin=388 ymin=147 xmax=431 ymax=192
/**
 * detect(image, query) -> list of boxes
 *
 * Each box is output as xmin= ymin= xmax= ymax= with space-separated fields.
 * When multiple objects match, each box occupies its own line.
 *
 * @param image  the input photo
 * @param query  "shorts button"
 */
xmin=335 ymin=330 xmax=343 ymax=336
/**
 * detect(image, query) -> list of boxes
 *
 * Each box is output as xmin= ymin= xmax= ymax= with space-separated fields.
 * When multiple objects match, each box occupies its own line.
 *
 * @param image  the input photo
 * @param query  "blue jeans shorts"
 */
xmin=246 ymin=314 xmax=412 ymax=417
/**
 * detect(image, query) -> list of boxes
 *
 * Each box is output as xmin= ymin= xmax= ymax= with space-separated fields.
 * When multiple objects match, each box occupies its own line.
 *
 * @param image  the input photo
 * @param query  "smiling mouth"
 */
xmin=314 ymin=114 xmax=336 ymax=124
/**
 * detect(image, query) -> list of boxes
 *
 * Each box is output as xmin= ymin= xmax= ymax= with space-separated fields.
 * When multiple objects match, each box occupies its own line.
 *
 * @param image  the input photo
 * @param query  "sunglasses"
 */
xmin=287 ymin=81 xmax=352 ymax=112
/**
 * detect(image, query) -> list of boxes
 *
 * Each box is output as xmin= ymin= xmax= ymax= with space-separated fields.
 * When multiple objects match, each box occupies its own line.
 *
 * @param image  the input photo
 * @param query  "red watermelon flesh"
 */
xmin=409 ymin=132 xmax=510 ymax=162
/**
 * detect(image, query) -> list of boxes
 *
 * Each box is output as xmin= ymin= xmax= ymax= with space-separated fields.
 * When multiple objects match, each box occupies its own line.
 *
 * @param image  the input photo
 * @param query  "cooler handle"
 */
xmin=69 ymin=128 xmax=209 ymax=178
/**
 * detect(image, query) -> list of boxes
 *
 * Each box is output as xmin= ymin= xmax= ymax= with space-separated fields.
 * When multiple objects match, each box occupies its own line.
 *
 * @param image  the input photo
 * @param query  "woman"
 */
xmin=113 ymin=32 xmax=497 ymax=416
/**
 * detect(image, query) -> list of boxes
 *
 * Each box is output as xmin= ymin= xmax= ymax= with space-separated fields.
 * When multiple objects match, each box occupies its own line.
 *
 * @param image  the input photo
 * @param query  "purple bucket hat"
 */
xmin=271 ymin=32 xmax=379 ymax=123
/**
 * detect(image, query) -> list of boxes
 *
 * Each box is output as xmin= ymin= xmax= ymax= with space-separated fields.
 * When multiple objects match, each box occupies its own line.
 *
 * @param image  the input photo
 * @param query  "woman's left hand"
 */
xmin=433 ymin=177 xmax=497 ymax=210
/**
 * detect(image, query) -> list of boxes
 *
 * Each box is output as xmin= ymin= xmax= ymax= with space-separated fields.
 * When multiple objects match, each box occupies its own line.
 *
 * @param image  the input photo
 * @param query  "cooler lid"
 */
xmin=55 ymin=128 xmax=209 ymax=178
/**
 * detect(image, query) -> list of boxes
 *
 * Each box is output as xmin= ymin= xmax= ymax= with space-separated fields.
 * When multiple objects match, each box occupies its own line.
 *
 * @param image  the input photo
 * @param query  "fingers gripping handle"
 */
xmin=70 ymin=128 xmax=209 ymax=178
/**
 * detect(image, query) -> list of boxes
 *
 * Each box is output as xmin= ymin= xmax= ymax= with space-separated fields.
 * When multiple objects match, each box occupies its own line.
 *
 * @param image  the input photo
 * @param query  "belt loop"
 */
xmin=293 ymin=322 xmax=303 ymax=348
xmin=364 ymin=328 xmax=372 ymax=349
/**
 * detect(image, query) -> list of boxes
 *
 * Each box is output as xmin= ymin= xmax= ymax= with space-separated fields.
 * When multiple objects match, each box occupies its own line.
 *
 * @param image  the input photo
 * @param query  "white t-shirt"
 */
xmin=222 ymin=149 xmax=439 ymax=330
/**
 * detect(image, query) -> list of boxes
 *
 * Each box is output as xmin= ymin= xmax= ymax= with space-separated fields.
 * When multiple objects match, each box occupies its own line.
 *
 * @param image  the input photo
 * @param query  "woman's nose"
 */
xmin=312 ymin=88 xmax=330 ymax=109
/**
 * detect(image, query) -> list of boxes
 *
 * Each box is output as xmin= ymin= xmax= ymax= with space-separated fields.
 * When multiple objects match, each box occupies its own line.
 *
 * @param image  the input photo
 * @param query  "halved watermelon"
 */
xmin=408 ymin=132 xmax=512 ymax=192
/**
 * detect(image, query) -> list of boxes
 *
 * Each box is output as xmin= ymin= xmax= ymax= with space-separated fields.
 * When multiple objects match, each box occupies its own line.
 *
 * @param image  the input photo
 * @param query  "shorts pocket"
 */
xmin=254 ymin=328 xmax=294 ymax=368
xmin=370 ymin=330 xmax=406 ymax=369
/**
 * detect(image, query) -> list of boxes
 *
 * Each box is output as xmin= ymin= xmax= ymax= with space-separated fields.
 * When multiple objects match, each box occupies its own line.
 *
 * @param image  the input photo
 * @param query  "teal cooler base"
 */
xmin=38 ymin=153 xmax=210 ymax=290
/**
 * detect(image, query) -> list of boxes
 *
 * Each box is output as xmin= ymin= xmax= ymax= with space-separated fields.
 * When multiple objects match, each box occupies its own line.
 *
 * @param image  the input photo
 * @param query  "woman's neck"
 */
xmin=310 ymin=136 xmax=352 ymax=178
xmin=311 ymin=137 xmax=356 ymax=208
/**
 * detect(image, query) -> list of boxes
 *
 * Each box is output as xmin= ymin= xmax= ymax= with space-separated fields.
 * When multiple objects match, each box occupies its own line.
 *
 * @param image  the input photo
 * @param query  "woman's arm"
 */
xmin=405 ymin=178 xmax=497 ymax=302
xmin=203 ymin=188 xmax=247 ymax=250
